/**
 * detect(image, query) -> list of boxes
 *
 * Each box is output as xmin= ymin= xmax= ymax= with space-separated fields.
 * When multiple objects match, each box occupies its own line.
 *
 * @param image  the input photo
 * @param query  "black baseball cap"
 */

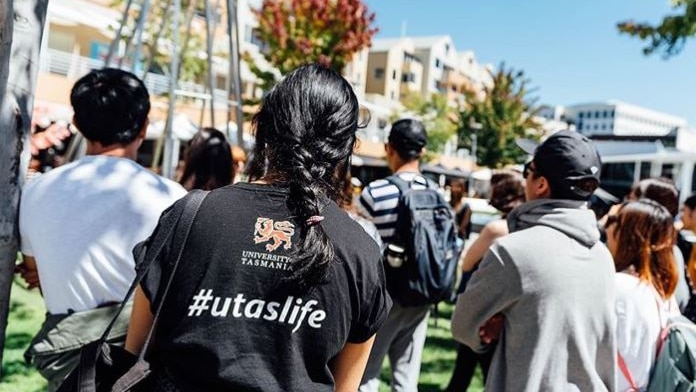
xmin=388 ymin=119 xmax=427 ymax=160
xmin=517 ymin=130 xmax=602 ymax=199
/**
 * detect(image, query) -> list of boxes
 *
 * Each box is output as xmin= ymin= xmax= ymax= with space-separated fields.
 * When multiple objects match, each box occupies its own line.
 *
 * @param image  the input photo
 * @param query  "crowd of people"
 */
xmin=13 ymin=63 xmax=696 ymax=392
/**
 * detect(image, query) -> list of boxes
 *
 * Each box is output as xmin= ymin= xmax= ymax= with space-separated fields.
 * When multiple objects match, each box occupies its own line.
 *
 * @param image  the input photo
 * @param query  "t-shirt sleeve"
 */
xmin=347 ymin=247 xmax=393 ymax=343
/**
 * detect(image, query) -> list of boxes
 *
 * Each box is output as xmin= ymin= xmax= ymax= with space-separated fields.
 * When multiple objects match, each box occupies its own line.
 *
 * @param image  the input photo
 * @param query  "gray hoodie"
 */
xmin=451 ymin=199 xmax=616 ymax=392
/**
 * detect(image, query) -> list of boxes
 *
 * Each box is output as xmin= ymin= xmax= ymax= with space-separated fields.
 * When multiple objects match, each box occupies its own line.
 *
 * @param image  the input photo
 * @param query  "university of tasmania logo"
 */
xmin=254 ymin=217 xmax=295 ymax=252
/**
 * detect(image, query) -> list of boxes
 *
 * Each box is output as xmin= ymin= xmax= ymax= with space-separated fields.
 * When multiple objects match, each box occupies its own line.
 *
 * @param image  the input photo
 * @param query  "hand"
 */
xmin=479 ymin=313 xmax=504 ymax=345
xmin=15 ymin=262 xmax=41 ymax=290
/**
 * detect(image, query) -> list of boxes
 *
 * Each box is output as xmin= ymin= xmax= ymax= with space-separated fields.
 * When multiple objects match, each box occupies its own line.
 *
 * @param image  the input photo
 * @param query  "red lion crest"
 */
xmin=254 ymin=218 xmax=295 ymax=252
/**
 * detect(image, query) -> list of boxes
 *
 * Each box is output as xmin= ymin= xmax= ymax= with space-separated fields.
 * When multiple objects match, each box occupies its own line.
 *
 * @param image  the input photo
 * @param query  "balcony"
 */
xmin=38 ymin=48 xmax=230 ymax=107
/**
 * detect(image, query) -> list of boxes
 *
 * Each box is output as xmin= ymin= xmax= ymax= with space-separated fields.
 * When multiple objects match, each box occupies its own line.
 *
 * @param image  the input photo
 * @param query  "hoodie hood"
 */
xmin=507 ymin=199 xmax=600 ymax=248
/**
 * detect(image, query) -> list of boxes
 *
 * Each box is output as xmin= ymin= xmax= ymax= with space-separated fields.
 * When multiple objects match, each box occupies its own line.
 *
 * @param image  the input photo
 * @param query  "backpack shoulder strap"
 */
xmin=386 ymin=174 xmax=411 ymax=196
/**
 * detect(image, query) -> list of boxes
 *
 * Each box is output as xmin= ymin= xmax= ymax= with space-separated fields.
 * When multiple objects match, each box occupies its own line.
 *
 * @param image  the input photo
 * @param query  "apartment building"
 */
xmin=364 ymin=38 xmax=423 ymax=101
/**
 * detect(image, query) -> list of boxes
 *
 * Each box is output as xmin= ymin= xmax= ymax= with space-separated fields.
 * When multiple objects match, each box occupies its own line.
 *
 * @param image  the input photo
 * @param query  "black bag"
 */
xmin=56 ymin=190 xmax=208 ymax=392
xmin=384 ymin=175 xmax=459 ymax=307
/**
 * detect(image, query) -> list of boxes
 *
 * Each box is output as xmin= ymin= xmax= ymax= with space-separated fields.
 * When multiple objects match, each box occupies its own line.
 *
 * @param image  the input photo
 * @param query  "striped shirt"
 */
xmin=358 ymin=172 xmax=429 ymax=244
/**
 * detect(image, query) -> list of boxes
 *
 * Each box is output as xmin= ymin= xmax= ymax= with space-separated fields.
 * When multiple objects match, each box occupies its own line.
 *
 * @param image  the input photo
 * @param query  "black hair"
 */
xmin=388 ymin=119 xmax=426 ymax=161
xmin=684 ymin=193 xmax=696 ymax=210
xmin=70 ymin=68 xmax=150 ymax=146
xmin=489 ymin=170 xmax=525 ymax=215
xmin=180 ymin=127 xmax=233 ymax=191
xmin=247 ymin=64 xmax=359 ymax=290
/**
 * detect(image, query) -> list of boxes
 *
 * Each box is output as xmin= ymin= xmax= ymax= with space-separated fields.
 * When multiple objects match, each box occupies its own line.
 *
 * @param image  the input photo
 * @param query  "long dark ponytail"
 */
xmin=247 ymin=64 xmax=359 ymax=290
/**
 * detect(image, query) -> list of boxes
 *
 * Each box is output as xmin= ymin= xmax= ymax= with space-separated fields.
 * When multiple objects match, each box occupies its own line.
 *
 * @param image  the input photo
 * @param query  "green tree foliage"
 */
xmin=458 ymin=64 xmax=543 ymax=168
xmin=400 ymin=92 xmax=458 ymax=159
xmin=111 ymin=0 xmax=207 ymax=83
xmin=251 ymin=0 xmax=377 ymax=84
xmin=617 ymin=0 xmax=696 ymax=58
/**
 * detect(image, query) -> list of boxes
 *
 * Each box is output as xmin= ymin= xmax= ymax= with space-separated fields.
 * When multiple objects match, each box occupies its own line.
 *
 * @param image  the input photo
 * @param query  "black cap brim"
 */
xmin=515 ymin=138 xmax=539 ymax=155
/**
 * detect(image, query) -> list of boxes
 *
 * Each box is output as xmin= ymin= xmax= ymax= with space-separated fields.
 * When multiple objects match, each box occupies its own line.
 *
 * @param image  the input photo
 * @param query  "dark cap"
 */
xmin=517 ymin=130 xmax=602 ymax=199
xmin=388 ymin=119 xmax=427 ymax=160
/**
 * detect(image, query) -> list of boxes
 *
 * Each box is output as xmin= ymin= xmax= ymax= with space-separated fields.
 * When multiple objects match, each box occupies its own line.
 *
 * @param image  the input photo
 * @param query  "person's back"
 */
xmin=357 ymin=119 xmax=435 ymax=392
xmin=479 ymin=202 xmax=615 ymax=390
xmin=17 ymin=68 xmax=186 ymax=391
xmin=20 ymin=156 xmax=184 ymax=313
xmin=125 ymin=64 xmax=391 ymax=392
xmin=452 ymin=130 xmax=617 ymax=391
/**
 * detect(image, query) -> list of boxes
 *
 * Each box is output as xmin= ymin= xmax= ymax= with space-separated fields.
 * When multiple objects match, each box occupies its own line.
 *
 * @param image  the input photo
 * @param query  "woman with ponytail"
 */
xmin=125 ymin=64 xmax=392 ymax=391
xmin=605 ymin=199 xmax=680 ymax=391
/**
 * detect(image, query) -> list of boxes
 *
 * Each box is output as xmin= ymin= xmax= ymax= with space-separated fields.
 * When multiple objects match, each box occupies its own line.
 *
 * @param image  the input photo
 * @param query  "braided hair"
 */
xmin=247 ymin=64 xmax=359 ymax=290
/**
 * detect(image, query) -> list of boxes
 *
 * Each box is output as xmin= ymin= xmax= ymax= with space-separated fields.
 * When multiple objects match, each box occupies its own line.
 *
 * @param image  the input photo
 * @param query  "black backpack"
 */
xmin=383 ymin=175 xmax=459 ymax=307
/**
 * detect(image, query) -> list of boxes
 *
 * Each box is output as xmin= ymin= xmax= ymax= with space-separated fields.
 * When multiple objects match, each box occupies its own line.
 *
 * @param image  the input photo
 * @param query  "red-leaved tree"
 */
xmin=253 ymin=0 xmax=377 ymax=76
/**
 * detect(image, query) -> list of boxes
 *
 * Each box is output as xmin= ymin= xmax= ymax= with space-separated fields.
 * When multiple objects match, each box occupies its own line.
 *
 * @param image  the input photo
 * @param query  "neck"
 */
xmin=85 ymin=141 xmax=138 ymax=161
xmin=394 ymin=159 xmax=420 ymax=174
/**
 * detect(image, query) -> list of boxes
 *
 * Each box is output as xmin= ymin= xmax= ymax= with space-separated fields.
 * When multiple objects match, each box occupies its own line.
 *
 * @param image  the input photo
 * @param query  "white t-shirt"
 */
xmin=615 ymin=272 xmax=679 ymax=391
xmin=20 ymin=156 xmax=186 ymax=314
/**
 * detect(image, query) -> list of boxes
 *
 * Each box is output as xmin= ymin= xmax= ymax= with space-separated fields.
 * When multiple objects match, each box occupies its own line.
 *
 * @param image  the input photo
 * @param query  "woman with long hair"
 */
xmin=125 ymin=64 xmax=391 ymax=391
xmin=179 ymin=127 xmax=233 ymax=190
xmin=605 ymin=199 xmax=680 ymax=391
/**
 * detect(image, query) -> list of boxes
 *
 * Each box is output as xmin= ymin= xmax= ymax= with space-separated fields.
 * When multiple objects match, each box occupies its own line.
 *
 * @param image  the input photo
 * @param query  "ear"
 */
xmin=532 ymin=176 xmax=552 ymax=199
xmin=137 ymin=119 xmax=149 ymax=140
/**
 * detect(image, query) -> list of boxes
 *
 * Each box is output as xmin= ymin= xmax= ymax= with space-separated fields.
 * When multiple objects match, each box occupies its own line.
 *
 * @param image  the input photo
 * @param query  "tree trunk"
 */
xmin=0 ymin=0 xmax=48 ymax=374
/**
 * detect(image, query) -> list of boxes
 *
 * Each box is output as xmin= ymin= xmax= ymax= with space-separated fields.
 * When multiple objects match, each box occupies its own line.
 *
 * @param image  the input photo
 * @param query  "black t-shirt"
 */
xmin=138 ymin=183 xmax=392 ymax=391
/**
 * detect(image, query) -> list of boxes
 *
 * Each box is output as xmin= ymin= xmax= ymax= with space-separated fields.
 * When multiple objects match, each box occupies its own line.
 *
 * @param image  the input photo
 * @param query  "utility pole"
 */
xmin=468 ymin=119 xmax=482 ymax=197
xmin=162 ymin=0 xmax=181 ymax=179
xmin=226 ymin=0 xmax=244 ymax=148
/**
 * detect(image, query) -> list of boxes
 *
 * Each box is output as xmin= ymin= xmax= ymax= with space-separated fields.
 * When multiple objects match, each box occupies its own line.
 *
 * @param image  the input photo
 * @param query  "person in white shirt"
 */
xmin=605 ymin=199 xmax=680 ymax=391
xmin=16 ymin=68 xmax=186 ymax=391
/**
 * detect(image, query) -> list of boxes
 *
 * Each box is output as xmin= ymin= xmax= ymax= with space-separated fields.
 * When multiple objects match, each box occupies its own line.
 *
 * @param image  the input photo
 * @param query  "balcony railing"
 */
xmin=39 ymin=49 xmax=230 ymax=107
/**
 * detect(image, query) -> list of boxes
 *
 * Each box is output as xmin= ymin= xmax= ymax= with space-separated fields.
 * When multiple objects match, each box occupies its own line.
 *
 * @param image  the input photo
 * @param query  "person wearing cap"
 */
xmin=357 ymin=118 xmax=432 ymax=392
xmin=451 ymin=130 xmax=617 ymax=391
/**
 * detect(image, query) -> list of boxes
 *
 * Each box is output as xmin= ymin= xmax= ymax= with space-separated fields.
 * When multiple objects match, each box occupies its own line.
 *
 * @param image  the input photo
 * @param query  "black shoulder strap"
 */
xmin=97 ymin=190 xmax=209 ymax=343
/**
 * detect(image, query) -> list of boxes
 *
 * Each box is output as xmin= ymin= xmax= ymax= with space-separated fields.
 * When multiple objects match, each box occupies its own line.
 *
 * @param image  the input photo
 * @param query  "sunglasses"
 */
xmin=523 ymin=161 xmax=536 ymax=178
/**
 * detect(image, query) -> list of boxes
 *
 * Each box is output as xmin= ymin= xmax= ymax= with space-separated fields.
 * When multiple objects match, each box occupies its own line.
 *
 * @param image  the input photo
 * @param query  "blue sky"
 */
xmin=364 ymin=0 xmax=696 ymax=124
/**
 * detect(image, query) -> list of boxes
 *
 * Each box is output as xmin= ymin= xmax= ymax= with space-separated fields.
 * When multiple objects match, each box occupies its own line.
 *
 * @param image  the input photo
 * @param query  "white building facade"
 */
xmin=564 ymin=101 xmax=687 ymax=137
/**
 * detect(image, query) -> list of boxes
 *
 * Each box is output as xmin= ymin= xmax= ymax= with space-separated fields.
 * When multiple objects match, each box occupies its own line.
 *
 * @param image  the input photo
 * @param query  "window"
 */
xmin=603 ymin=111 xmax=608 ymax=118
xmin=435 ymin=58 xmax=441 ymax=68
xmin=601 ymin=163 xmax=635 ymax=199
xmin=595 ymin=111 xmax=600 ymax=118
xmin=392 ymin=70 xmax=397 ymax=80
xmin=374 ymin=68 xmax=384 ymax=78
xmin=579 ymin=112 xmax=584 ymax=119
xmin=640 ymin=162 xmax=652 ymax=180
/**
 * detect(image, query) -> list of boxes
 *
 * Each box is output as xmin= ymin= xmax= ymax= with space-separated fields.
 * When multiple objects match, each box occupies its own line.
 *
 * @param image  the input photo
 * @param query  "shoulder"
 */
xmin=481 ymin=219 xmax=508 ymax=239
xmin=361 ymin=178 xmax=399 ymax=199
xmin=323 ymin=203 xmax=382 ymax=267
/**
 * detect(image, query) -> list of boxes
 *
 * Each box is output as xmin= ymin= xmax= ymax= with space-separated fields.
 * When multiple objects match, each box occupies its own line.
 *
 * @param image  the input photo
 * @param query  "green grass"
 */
xmin=0 ymin=281 xmax=47 ymax=392
xmin=377 ymin=303 xmax=485 ymax=392
xmin=1 ymin=285 xmax=484 ymax=392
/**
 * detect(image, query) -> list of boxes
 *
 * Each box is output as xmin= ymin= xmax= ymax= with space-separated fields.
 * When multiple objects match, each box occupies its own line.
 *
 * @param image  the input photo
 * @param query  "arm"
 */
xmin=125 ymin=285 xmax=154 ymax=354
xmin=452 ymin=243 xmax=522 ymax=352
xmin=461 ymin=219 xmax=508 ymax=272
xmin=331 ymin=336 xmax=375 ymax=392
xmin=15 ymin=255 xmax=41 ymax=291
